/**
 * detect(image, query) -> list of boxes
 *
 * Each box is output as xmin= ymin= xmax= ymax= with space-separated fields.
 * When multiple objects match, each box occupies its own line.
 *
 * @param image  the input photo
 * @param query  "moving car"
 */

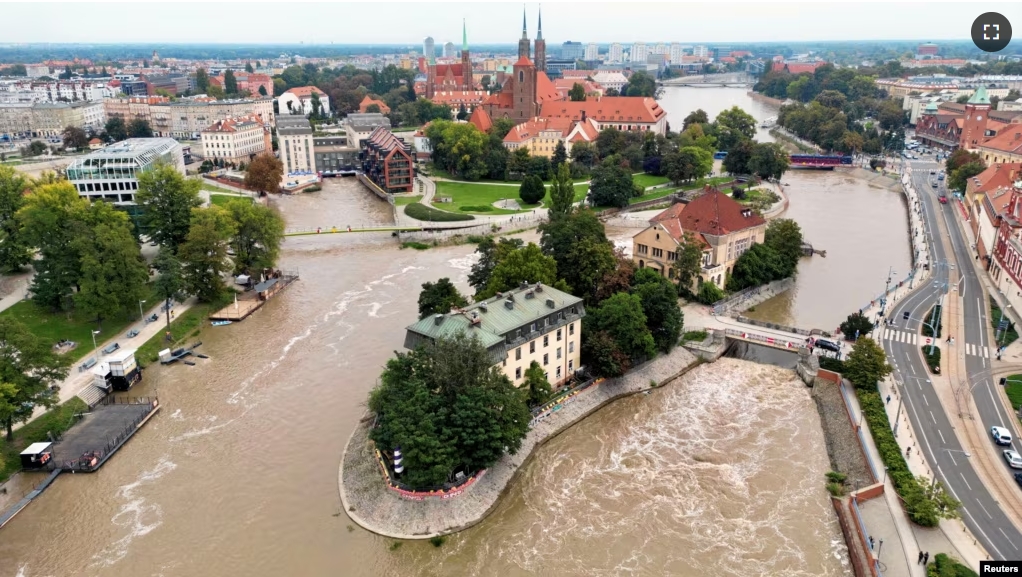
xmin=1006 ymin=450 xmax=1022 ymax=469
xmin=814 ymin=339 xmax=841 ymax=353
xmin=1016 ymin=473 xmax=1022 ymax=489
xmin=939 ymin=195 xmax=948 ymax=204
xmin=937 ymin=173 xmax=945 ymax=181
xmin=991 ymin=426 xmax=1013 ymax=446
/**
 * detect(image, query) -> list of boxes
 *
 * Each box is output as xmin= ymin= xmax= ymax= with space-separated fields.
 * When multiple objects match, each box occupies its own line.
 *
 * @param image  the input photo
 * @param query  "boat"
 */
xmin=211 ymin=320 xmax=232 ymax=327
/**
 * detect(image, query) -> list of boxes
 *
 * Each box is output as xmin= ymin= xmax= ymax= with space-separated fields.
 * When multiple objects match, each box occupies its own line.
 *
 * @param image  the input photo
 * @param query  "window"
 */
xmin=530 ymin=341 xmax=536 ymax=353
xmin=502 ymin=359 xmax=507 ymax=367
xmin=516 ymin=347 xmax=522 ymax=360
xmin=652 ymin=248 xmax=663 ymax=258
xmin=557 ymin=347 xmax=562 ymax=359
xmin=543 ymin=335 xmax=549 ymax=347
xmin=637 ymin=243 xmax=649 ymax=255
xmin=557 ymin=329 xmax=562 ymax=341
xmin=515 ymin=367 xmax=522 ymax=380
xmin=569 ymin=341 xmax=574 ymax=353
xmin=530 ymin=322 xmax=536 ymax=332
xmin=569 ymin=360 xmax=574 ymax=371
xmin=556 ymin=366 xmax=562 ymax=379
xmin=543 ymin=354 xmax=549 ymax=366
xmin=569 ymin=323 xmax=575 ymax=336
xmin=517 ymin=329 xmax=522 ymax=339
xmin=667 ymin=251 xmax=677 ymax=261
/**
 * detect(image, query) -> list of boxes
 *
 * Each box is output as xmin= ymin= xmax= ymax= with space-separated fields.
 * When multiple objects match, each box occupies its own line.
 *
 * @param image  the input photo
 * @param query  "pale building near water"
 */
xmin=66 ymin=138 xmax=184 ymax=205
xmin=277 ymin=115 xmax=317 ymax=188
xmin=584 ymin=43 xmax=599 ymax=61
xmin=403 ymin=282 xmax=586 ymax=387
xmin=200 ymin=116 xmax=270 ymax=165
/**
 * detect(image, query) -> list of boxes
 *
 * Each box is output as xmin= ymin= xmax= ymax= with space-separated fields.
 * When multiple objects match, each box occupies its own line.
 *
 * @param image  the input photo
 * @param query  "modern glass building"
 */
xmin=66 ymin=138 xmax=184 ymax=205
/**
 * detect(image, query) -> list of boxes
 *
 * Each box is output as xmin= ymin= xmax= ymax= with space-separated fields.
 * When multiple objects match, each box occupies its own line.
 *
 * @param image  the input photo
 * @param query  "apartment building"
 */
xmin=360 ymin=127 xmax=414 ymax=193
xmin=502 ymin=116 xmax=598 ymax=159
xmin=148 ymin=97 xmax=273 ymax=139
xmin=66 ymin=138 xmax=184 ymax=205
xmin=277 ymin=86 xmax=330 ymax=116
xmin=608 ymin=43 xmax=623 ymax=63
xmin=103 ymin=96 xmax=170 ymax=124
xmin=584 ymin=43 xmax=599 ymax=61
xmin=632 ymin=187 xmax=767 ymax=290
xmin=0 ymin=100 xmax=105 ymax=137
xmin=342 ymin=112 xmax=391 ymax=148
xmin=0 ymin=79 xmax=120 ymax=104
xmin=669 ymin=43 xmax=684 ymax=64
xmin=403 ymin=281 xmax=586 ymax=387
xmin=277 ymin=115 xmax=317 ymax=188
xmin=200 ymin=116 xmax=270 ymax=164
xmin=630 ymin=43 xmax=648 ymax=64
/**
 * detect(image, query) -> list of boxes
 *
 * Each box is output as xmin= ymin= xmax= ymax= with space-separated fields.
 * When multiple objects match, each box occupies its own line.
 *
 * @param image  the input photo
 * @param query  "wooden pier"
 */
xmin=801 ymin=242 xmax=827 ymax=258
xmin=209 ymin=270 xmax=300 ymax=322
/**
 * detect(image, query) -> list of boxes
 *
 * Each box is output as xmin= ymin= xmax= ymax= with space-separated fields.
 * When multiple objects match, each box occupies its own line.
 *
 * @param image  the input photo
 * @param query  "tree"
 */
xmin=596 ymin=127 xmax=626 ymax=159
xmin=73 ymin=202 xmax=150 ymax=326
xmin=153 ymin=247 xmax=187 ymax=326
xmin=258 ymin=85 xmax=268 ymax=97
xmin=0 ymin=167 xmax=31 ymax=272
xmin=417 ymin=277 xmax=468 ymax=319
xmin=946 ymin=149 xmax=983 ymax=173
xmin=523 ymin=361 xmax=553 ymax=406
xmin=224 ymin=199 xmax=285 ymax=273
xmin=632 ymin=268 xmax=684 ymax=352
xmin=551 ymin=141 xmax=568 ymax=170
xmin=676 ymin=123 xmax=717 ymax=153
xmin=589 ymin=162 xmax=633 ymax=208
xmin=245 ymin=62 xmax=254 ymax=73
xmin=673 ymin=232 xmax=704 ymax=295
xmin=245 ymin=153 xmax=284 ymax=194
xmin=135 ymin=164 xmax=203 ymax=252
xmin=949 ymin=161 xmax=986 ymax=193
xmin=60 ymin=65 xmax=73 ymax=80
xmin=456 ymin=104 xmax=469 ymax=121
xmin=480 ymin=242 xmax=564 ymax=299
xmin=506 ymin=146 xmax=531 ymax=180
xmin=722 ymin=138 xmax=754 ymax=175
xmin=424 ymin=120 xmax=488 ymax=180
xmin=586 ymin=292 xmax=656 ymax=361
xmin=105 ymin=116 xmax=128 ymax=141
xmin=843 ymin=337 xmax=892 ymax=390
xmin=569 ymin=82 xmax=586 ymax=101
xmin=726 ymin=243 xmax=784 ymax=292
xmin=682 ymin=109 xmax=709 ymax=131
xmin=581 ymin=329 xmax=630 ymax=377
xmin=518 ymin=174 xmax=545 ymax=205
xmin=178 ymin=206 xmax=237 ymax=302
xmin=547 ymin=163 xmax=575 ymax=219
xmin=604 ymin=87 xmax=620 ymax=97
xmin=539 ymin=208 xmax=614 ymax=304
xmin=468 ymin=237 xmax=523 ymax=296
xmin=367 ymin=333 xmax=531 ymax=488
xmin=748 ymin=142 xmax=790 ymax=180
xmin=127 ymin=118 xmax=153 ymax=138
xmin=763 ymin=218 xmax=804 ymax=277
xmin=207 ymin=85 xmax=226 ymax=100
xmin=17 ymin=182 xmax=89 ymax=311
xmin=955 ymin=94 xmax=970 ymax=104
xmin=713 ymin=106 xmax=757 ymax=152
xmin=526 ymin=155 xmax=552 ymax=180
xmin=664 ymin=146 xmax=713 ymax=184
xmin=61 ymin=126 xmax=88 ymax=150
xmin=840 ymin=312 xmax=874 ymax=339
xmin=622 ymin=70 xmax=661 ymax=98
xmin=696 ymin=280 xmax=726 ymax=305
xmin=0 ymin=317 xmax=71 ymax=440
xmin=22 ymin=141 xmax=47 ymax=157
xmin=224 ymin=70 xmax=239 ymax=95
xmin=310 ymin=91 xmax=322 ymax=118
xmin=570 ymin=141 xmax=598 ymax=168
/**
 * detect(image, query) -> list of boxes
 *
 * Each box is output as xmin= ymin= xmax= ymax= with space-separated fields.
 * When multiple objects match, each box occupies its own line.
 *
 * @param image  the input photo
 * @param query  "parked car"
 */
xmin=991 ymin=425 xmax=1013 ymax=446
xmin=1005 ymin=450 xmax=1022 ymax=469
xmin=815 ymin=339 xmax=841 ymax=353
xmin=937 ymin=173 xmax=945 ymax=181
xmin=1016 ymin=473 xmax=1022 ymax=489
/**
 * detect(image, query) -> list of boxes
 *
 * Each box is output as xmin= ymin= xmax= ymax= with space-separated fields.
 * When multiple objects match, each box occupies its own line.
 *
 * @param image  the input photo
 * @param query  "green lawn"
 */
xmin=209 ymin=193 xmax=252 ymax=207
xmin=632 ymin=173 xmax=670 ymax=189
xmin=135 ymin=302 xmax=217 ymax=367
xmin=628 ymin=187 xmax=680 ymax=205
xmin=1005 ymin=376 xmax=1022 ymax=410
xmin=435 ymin=181 xmax=542 ymax=214
xmin=1 ymin=397 xmax=88 ymax=483
xmin=199 ymin=181 xmax=238 ymax=194
xmin=427 ymin=164 xmax=589 ymax=185
xmin=403 ymin=202 xmax=474 ymax=222
xmin=0 ymin=293 xmax=159 ymax=364
xmin=394 ymin=195 xmax=423 ymax=206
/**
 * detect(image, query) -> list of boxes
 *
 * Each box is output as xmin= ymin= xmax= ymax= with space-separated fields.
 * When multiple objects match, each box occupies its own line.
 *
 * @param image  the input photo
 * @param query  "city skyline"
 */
xmin=2 ymin=2 xmax=1007 ymax=45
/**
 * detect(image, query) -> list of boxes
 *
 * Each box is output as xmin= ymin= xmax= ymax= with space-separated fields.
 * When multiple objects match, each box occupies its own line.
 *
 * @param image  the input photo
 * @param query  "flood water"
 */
xmin=0 ymin=173 xmax=850 ymax=577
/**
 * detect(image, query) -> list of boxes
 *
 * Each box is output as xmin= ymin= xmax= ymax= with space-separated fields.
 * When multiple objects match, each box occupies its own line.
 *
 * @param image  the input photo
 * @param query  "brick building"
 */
xmin=360 ymin=127 xmax=415 ymax=193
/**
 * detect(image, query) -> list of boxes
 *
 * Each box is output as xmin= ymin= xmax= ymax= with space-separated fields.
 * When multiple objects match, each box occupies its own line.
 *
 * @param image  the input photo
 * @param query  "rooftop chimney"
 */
xmin=546 ymin=298 xmax=555 ymax=309
xmin=480 ymin=303 xmax=488 ymax=313
xmin=434 ymin=314 xmax=444 ymax=326
xmin=535 ymin=284 xmax=544 ymax=293
xmin=505 ymin=299 xmax=514 ymax=310
xmin=520 ymin=281 xmax=529 ymax=290
xmin=525 ymin=290 xmax=535 ymax=299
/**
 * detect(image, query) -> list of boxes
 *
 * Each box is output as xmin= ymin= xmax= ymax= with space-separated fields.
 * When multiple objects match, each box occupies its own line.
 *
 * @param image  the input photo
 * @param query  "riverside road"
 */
xmin=882 ymin=156 xmax=1022 ymax=559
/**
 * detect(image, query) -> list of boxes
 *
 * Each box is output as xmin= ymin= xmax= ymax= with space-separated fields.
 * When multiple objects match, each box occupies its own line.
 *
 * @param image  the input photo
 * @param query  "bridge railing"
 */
xmin=724 ymin=328 xmax=804 ymax=350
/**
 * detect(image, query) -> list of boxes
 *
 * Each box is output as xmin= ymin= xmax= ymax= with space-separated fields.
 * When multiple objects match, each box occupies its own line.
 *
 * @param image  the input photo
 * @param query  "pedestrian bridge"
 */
xmin=659 ymin=72 xmax=753 ymax=87
xmin=724 ymin=328 xmax=807 ymax=352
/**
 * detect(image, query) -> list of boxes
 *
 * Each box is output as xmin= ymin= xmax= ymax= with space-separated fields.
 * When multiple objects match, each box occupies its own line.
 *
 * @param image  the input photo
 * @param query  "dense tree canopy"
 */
xmin=713 ymin=106 xmax=757 ymax=152
xmin=135 ymin=164 xmax=203 ymax=252
xmin=582 ymin=292 xmax=656 ymax=377
xmin=245 ymin=154 xmax=284 ymax=195
xmin=843 ymin=337 xmax=892 ymax=390
xmin=73 ymin=201 xmax=150 ymax=326
xmin=179 ymin=206 xmax=237 ymax=302
xmin=368 ymin=333 xmax=531 ymax=488
xmin=632 ymin=268 xmax=684 ymax=352
xmin=417 ymin=277 xmax=468 ymax=319
xmin=0 ymin=317 xmax=71 ymax=440
xmin=478 ymin=242 xmax=566 ymax=299
xmin=589 ymin=162 xmax=634 ymax=208
xmin=518 ymin=175 xmax=545 ymax=204
xmin=223 ymin=198 xmax=285 ymax=274
xmin=0 ymin=167 xmax=31 ymax=273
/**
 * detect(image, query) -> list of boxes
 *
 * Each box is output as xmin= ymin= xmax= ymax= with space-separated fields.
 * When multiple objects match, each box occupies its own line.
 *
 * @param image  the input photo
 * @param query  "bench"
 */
xmin=80 ymin=357 xmax=97 ymax=371
xmin=101 ymin=342 xmax=120 ymax=354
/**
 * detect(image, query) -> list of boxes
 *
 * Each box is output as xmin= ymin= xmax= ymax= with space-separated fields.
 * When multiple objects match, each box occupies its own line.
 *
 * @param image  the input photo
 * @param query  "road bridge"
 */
xmin=659 ymin=72 xmax=753 ymax=87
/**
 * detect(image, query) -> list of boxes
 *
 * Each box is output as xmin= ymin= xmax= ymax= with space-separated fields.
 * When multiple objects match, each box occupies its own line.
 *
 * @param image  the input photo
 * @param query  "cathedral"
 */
xmin=424 ymin=20 xmax=473 ymax=98
xmin=479 ymin=7 xmax=564 ymax=124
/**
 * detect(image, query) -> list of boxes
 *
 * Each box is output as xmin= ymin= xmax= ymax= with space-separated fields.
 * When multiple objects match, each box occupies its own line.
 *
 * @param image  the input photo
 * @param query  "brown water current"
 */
xmin=0 ymin=88 xmax=882 ymax=576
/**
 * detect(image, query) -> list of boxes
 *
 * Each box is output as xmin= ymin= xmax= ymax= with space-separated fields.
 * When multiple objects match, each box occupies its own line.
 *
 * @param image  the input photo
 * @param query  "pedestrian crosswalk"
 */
xmin=880 ymin=329 xmax=993 ymax=358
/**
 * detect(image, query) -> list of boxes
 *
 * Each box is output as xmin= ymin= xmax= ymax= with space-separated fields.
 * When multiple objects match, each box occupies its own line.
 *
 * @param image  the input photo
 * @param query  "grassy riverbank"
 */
xmin=0 ymin=397 xmax=88 ymax=483
xmin=135 ymin=300 xmax=224 ymax=367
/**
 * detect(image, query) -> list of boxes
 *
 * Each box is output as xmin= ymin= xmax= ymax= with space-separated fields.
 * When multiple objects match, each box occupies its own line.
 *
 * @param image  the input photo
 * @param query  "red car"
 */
xmin=939 ymin=196 xmax=948 ymax=204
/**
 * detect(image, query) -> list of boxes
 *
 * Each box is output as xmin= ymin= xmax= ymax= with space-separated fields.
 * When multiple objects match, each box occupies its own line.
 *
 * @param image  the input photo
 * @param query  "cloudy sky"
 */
xmin=2 ymin=1 xmax=1014 ymax=44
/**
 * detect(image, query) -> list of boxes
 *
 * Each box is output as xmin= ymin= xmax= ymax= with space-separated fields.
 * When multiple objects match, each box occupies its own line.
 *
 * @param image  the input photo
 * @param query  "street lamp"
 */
xmin=91 ymin=329 xmax=100 ymax=358
xmin=139 ymin=299 xmax=146 ymax=321
xmin=876 ymin=538 xmax=884 ymax=562
xmin=996 ymin=304 xmax=1013 ymax=346
xmin=879 ymin=267 xmax=896 ymax=317
xmin=883 ymin=466 xmax=889 ymax=484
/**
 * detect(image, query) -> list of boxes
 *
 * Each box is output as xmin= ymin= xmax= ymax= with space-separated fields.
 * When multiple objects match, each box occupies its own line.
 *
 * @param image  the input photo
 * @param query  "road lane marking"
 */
xmin=924 ymin=394 xmax=929 ymax=406
xmin=999 ymin=527 xmax=1018 ymax=550
xmin=960 ymin=472 xmax=972 ymax=490
xmin=938 ymin=429 xmax=945 ymax=444
xmin=910 ymin=363 xmax=917 ymax=376
xmin=977 ymin=500 xmax=993 ymax=519
xmin=930 ymin=410 xmax=937 ymax=423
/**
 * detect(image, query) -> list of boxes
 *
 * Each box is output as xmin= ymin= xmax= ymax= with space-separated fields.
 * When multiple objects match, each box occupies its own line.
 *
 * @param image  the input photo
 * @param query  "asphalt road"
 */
xmin=880 ymin=156 xmax=1022 ymax=559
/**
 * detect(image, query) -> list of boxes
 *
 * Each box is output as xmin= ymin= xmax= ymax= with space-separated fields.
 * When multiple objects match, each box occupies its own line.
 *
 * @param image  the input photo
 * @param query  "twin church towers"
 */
xmin=518 ymin=5 xmax=546 ymax=73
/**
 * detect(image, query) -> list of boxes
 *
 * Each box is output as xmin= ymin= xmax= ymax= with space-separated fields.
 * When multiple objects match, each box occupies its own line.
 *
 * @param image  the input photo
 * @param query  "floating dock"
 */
xmin=159 ymin=342 xmax=202 ymax=365
xmin=209 ymin=270 xmax=299 ymax=322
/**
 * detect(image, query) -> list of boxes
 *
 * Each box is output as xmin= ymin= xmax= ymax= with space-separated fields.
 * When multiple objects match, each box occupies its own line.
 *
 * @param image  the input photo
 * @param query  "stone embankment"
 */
xmin=836 ymin=166 xmax=902 ymax=191
xmin=339 ymin=346 xmax=699 ymax=539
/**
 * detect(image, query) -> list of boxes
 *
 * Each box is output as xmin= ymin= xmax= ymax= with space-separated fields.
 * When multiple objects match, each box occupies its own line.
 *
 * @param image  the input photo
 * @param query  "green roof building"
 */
xmin=404 ymin=282 xmax=586 ymax=386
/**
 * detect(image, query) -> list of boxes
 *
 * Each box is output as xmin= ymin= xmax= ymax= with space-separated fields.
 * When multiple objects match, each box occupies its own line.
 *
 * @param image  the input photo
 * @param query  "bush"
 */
xmin=927 ymin=553 xmax=978 ymax=577
xmin=818 ymin=357 xmax=846 ymax=373
xmin=304 ymin=185 xmax=322 ymax=192
xmin=681 ymin=330 xmax=708 ymax=342
xmin=429 ymin=535 xmax=447 ymax=548
xmin=458 ymin=205 xmax=494 ymax=212
xmin=403 ymin=202 xmax=474 ymax=222
xmin=1005 ymin=377 xmax=1022 ymax=410
xmin=518 ymin=175 xmax=546 ymax=204
xmin=922 ymin=345 xmax=941 ymax=374
xmin=400 ymin=242 xmax=430 ymax=250
xmin=695 ymin=281 xmax=726 ymax=305
xmin=921 ymin=304 xmax=942 ymax=338
xmin=840 ymin=312 xmax=874 ymax=339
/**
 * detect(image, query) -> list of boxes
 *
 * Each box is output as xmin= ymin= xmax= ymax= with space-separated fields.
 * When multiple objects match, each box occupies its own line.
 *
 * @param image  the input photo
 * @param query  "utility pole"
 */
xmin=879 ymin=266 xmax=895 ymax=317
xmin=928 ymin=295 xmax=940 ymax=356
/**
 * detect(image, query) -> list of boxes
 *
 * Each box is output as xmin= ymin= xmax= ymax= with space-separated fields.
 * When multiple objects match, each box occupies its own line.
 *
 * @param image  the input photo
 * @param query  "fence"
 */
xmin=851 ymin=497 xmax=884 ymax=577
xmin=397 ymin=215 xmax=547 ymax=242
xmin=723 ymin=328 xmax=804 ymax=351
xmin=284 ymin=224 xmax=395 ymax=235
xmin=529 ymin=376 xmax=602 ymax=426
xmin=733 ymin=315 xmax=831 ymax=338
xmin=53 ymin=397 xmax=159 ymax=473
xmin=710 ymin=277 xmax=794 ymax=316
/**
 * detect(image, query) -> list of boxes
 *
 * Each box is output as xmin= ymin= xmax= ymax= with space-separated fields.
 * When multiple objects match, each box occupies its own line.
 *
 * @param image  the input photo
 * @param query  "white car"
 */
xmin=1005 ymin=450 xmax=1022 ymax=469
xmin=991 ymin=426 xmax=1013 ymax=446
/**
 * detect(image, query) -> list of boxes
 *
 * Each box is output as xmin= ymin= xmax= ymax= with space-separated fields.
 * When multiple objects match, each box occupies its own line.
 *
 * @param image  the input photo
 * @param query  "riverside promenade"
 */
xmin=339 ymin=346 xmax=699 ymax=539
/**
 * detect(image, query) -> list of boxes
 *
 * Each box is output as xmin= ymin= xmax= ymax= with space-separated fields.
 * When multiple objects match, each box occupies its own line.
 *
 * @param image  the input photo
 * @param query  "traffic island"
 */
xmin=922 ymin=345 xmax=941 ymax=374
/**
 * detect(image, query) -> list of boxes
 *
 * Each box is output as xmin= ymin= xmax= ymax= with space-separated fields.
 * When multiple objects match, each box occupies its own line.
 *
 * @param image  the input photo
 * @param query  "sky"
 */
xmin=2 ymin=1 xmax=1018 ymax=45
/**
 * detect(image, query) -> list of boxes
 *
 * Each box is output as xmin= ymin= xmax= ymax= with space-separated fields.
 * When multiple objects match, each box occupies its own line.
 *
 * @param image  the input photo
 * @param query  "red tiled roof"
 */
xmin=514 ymin=56 xmax=534 ymax=67
xmin=359 ymin=95 xmax=391 ymax=114
xmin=539 ymin=97 xmax=666 ymax=125
xmin=285 ymin=86 xmax=326 ymax=97
xmin=468 ymin=107 xmax=492 ymax=132
xmin=366 ymin=126 xmax=407 ymax=152
xmin=435 ymin=63 xmax=466 ymax=77
xmin=202 ymin=115 xmax=263 ymax=133
xmin=429 ymin=91 xmax=487 ymax=106
xmin=783 ymin=62 xmax=825 ymax=75
xmin=970 ymin=163 xmax=1022 ymax=194
xmin=504 ymin=117 xmax=575 ymax=143
xmin=483 ymin=91 xmax=513 ymax=108
xmin=655 ymin=189 xmax=765 ymax=238
xmin=980 ymin=129 xmax=1022 ymax=156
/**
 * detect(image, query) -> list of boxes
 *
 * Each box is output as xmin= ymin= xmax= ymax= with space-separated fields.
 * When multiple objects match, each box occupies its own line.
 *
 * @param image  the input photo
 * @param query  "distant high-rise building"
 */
xmin=561 ymin=41 xmax=585 ymax=61
xmin=609 ymin=43 xmax=623 ymax=63
xmin=918 ymin=43 xmax=939 ymax=57
xmin=652 ymin=43 xmax=668 ymax=56
xmin=584 ymin=43 xmax=599 ymax=61
xmin=631 ymin=43 xmax=648 ymax=64
xmin=669 ymin=43 xmax=683 ymax=64
xmin=423 ymin=36 xmax=435 ymax=60
xmin=443 ymin=42 xmax=456 ymax=58
xmin=692 ymin=45 xmax=708 ymax=58
xmin=713 ymin=46 xmax=732 ymax=59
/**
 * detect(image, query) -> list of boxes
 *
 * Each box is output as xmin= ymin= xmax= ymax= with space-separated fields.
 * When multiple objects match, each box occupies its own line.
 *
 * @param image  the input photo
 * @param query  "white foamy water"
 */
xmin=412 ymin=358 xmax=850 ymax=577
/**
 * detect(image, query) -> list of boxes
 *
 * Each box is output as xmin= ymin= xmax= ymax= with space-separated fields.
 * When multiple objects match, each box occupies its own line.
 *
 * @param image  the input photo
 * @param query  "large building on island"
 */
xmin=66 ymin=138 xmax=184 ymax=205
xmin=404 ymin=281 xmax=585 ymax=387
xmin=359 ymin=127 xmax=414 ymax=193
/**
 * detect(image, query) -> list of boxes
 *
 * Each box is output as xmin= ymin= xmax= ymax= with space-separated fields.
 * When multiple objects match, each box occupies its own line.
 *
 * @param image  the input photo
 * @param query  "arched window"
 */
xmin=519 ymin=71 xmax=524 ymax=83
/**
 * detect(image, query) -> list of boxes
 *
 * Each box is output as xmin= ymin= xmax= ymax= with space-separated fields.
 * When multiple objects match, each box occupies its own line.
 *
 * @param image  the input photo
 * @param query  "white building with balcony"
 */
xmin=66 ymin=138 xmax=184 ymax=205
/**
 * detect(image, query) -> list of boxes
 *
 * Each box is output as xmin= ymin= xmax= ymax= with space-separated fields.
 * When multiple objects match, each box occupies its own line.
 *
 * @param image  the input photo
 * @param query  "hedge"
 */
xmin=921 ymin=304 xmax=942 ymax=338
xmin=922 ymin=345 xmax=941 ymax=374
xmin=857 ymin=387 xmax=940 ymax=526
xmin=403 ymin=202 xmax=474 ymax=222
xmin=927 ymin=553 xmax=978 ymax=577
xmin=818 ymin=357 xmax=846 ymax=373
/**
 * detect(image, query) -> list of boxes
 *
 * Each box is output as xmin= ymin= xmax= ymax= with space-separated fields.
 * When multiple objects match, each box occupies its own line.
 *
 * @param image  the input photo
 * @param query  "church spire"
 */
xmin=537 ymin=5 xmax=542 ymax=40
xmin=521 ymin=5 xmax=528 ymax=39
xmin=462 ymin=18 xmax=468 ymax=52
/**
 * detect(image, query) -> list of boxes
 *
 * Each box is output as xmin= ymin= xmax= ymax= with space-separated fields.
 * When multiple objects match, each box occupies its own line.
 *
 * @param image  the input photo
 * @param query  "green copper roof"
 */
xmin=462 ymin=18 xmax=468 ymax=52
xmin=968 ymin=86 xmax=990 ymax=105
xmin=924 ymin=101 xmax=938 ymax=111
